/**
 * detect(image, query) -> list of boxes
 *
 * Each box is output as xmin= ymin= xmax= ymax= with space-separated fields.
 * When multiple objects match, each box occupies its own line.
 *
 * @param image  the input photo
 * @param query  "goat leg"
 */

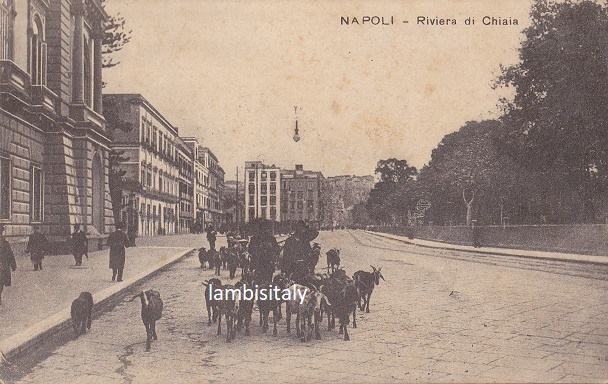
xmin=352 ymin=304 xmax=357 ymax=328
xmin=366 ymin=292 xmax=372 ymax=313
xmin=217 ymin=313 xmax=222 ymax=335
xmin=272 ymin=308 xmax=278 ymax=336
xmin=152 ymin=321 xmax=158 ymax=340
xmin=343 ymin=325 xmax=350 ymax=341
xmin=286 ymin=308 xmax=291 ymax=334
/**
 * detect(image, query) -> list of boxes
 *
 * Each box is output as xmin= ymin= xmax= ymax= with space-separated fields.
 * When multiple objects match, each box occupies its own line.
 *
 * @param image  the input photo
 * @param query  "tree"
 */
xmin=102 ymin=0 xmax=132 ymax=70
xmin=366 ymin=159 xmax=418 ymax=223
xmin=417 ymin=120 xmax=518 ymax=226
xmin=496 ymin=0 xmax=608 ymax=222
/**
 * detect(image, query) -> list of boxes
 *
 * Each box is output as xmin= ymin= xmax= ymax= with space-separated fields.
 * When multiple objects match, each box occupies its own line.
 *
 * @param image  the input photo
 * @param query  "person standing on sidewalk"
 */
xmin=0 ymin=224 xmax=17 ymax=305
xmin=71 ymin=224 xmax=88 ymax=266
xmin=108 ymin=223 xmax=130 ymax=282
xmin=206 ymin=225 xmax=217 ymax=250
xmin=26 ymin=225 xmax=49 ymax=271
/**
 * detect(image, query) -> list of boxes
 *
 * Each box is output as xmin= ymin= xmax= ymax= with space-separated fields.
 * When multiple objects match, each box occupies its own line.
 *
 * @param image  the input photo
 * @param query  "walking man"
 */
xmin=26 ymin=225 xmax=48 ymax=271
xmin=281 ymin=220 xmax=319 ymax=282
xmin=71 ymin=224 xmax=88 ymax=266
xmin=206 ymin=225 xmax=217 ymax=250
xmin=108 ymin=223 xmax=130 ymax=282
xmin=0 ymin=224 xmax=17 ymax=305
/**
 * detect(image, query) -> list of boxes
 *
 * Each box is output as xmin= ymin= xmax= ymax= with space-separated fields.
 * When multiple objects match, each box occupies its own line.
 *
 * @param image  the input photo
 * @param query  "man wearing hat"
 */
xmin=107 ymin=223 xmax=130 ymax=282
xmin=0 ymin=224 xmax=17 ymax=305
xmin=26 ymin=225 xmax=49 ymax=271
xmin=248 ymin=219 xmax=281 ymax=283
xmin=71 ymin=224 xmax=88 ymax=266
xmin=281 ymin=221 xmax=319 ymax=282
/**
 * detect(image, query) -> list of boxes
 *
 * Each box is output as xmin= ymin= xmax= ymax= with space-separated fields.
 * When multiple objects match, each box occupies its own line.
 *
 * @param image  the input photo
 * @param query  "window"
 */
xmin=261 ymin=196 xmax=267 ymax=206
xmin=297 ymin=201 xmax=303 ymax=210
xmin=249 ymin=171 xmax=255 ymax=181
xmin=270 ymin=183 xmax=276 ymax=195
xmin=270 ymin=207 xmax=276 ymax=219
xmin=261 ymin=209 xmax=267 ymax=219
xmin=308 ymin=181 xmax=315 ymax=189
xmin=270 ymin=196 xmax=276 ymax=205
xmin=0 ymin=156 xmax=10 ymax=219
xmin=249 ymin=207 xmax=255 ymax=218
xmin=248 ymin=195 xmax=255 ymax=206
xmin=31 ymin=165 xmax=43 ymax=221
xmin=308 ymin=190 xmax=314 ymax=199
xmin=297 ymin=191 xmax=303 ymax=200
xmin=261 ymin=184 xmax=267 ymax=194
xmin=83 ymin=40 xmax=91 ymax=106
xmin=261 ymin=171 xmax=267 ymax=180
xmin=0 ymin=1 xmax=15 ymax=60
xmin=30 ymin=17 xmax=46 ymax=86
xmin=289 ymin=191 xmax=295 ymax=199
xmin=270 ymin=172 xmax=276 ymax=181
xmin=248 ymin=183 xmax=255 ymax=194
xmin=290 ymin=201 xmax=295 ymax=209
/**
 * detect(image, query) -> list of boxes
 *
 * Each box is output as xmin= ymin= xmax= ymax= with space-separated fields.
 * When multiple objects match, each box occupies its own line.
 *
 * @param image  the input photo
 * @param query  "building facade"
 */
xmin=0 ymin=0 xmax=113 ymax=244
xmin=244 ymin=161 xmax=281 ymax=223
xmin=280 ymin=165 xmax=325 ymax=229
xmin=175 ymin=137 xmax=194 ymax=233
xmin=325 ymin=175 xmax=374 ymax=227
xmin=104 ymin=94 xmax=180 ymax=237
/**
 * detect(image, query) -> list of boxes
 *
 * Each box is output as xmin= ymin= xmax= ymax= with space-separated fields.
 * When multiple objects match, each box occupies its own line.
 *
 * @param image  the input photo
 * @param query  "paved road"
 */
xmin=4 ymin=230 xmax=608 ymax=383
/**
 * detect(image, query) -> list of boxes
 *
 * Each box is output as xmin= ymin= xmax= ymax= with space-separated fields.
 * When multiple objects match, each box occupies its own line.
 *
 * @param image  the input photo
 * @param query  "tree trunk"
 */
xmin=463 ymin=188 xmax=475 ymax=226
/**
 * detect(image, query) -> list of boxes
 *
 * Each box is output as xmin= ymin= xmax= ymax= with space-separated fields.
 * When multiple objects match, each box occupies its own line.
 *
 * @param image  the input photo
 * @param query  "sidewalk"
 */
xmin=367 ymin=230 xmax=608 ymax=265
xmin=0 ymin=234 xmax=200 ymax=360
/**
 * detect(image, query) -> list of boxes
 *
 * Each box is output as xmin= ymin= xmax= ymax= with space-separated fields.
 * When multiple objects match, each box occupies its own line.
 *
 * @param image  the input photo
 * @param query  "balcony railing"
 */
xmin=0 ymin=60 xmax=30 ymax=108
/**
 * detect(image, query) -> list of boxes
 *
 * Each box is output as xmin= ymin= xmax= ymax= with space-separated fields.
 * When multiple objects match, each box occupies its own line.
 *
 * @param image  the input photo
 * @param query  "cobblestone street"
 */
xmin=5 ymin=230 xmax=608 ymax=383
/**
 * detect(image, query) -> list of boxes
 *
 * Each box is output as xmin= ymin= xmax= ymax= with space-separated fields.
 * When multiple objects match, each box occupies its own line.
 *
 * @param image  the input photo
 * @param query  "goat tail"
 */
xmin=127 ymin=293 xmax=141 ymax=302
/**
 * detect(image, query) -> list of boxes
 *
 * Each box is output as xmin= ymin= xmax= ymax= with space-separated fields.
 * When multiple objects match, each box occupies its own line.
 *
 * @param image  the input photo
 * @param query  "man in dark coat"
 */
xmin=26 ymin=225 xmax=49 ymax=271
xmin=206 ymin=225 xmax=217 ymax=250
xmin=281 ymin=221 xmax=319 ymax=282
xmin=248 ymin=220 xmax=280 ymax=283
xmin=0 ymin=224 xmax=17 ymax=305
xmin=71 ymin=224 xmax=88 ymax=266
xmin=108 ymin=223 xmax=130 ymax=282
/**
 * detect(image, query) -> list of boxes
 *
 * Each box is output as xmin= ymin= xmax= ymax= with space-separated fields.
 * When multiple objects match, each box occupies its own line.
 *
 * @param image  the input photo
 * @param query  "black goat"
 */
xmin=216 ymin=284 xmax=239 ymax=342
xmin=70 ymin=292 xmax=93 ymax=337
xmin=235 ymin=273 xmax=254 ymax=336
xmin=326 ymin=248 xmax=341 ymax=273
xmin=257 ymin=273 xmax=289 ymax=336
xmin=202 ymin=278 xmax=222 ymax=325
xmin=227 ymin=250 xmax=239 ymax=279
xmin=332 ymin=283 xmax=359 ymax=341
xmin=353 ymin=265 xmax=385 ymax=313
xmin=321 ymin=273 xmax=357 ymax=333
xmin=198 ymin=247 xmax=208 ymax=269
xmin=131 ymin=290 xmax=163 ymax=351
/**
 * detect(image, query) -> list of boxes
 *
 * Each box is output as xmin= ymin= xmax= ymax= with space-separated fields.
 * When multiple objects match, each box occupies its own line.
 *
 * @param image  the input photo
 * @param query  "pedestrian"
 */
xmin=107 ymin=223 xmax=131 ymax=282
xmin=26 ymin=225 xmax=49 ymax=271
xmin=206 ymin=225 xmax=217 ymax=250
xmin=71 ymin=224 xmax=88 ymax=266
xmin=0 ymin=224 xmax=17 ymax=305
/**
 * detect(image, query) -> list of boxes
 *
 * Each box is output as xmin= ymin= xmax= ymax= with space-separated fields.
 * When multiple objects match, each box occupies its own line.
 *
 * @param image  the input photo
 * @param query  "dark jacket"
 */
xmin=248 ymin=233 xmax=280 ymax=280
xmin=0 ymin=236 xmax=16 ymax=286
xmin=281 ymin=228 xmax=319 ymax=277
xmin=72 ymin=230 xmax=88 ymax=255
xmin=26 ymin=232 xmax=49 ymax=259
xmin=108 ymin=229 xmax=130 ymax=269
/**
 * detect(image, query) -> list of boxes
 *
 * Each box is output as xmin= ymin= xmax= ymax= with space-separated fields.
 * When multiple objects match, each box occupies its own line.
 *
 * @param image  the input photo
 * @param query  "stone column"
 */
xmin=72 ymin=2 xmax=85 ymax=105
xmin=93 ymin=28 xmax=103 ymax=113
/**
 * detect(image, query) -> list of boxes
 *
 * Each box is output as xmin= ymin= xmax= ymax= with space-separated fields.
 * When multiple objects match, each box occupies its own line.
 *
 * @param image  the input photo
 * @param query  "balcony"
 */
xmin=0 ymin=60 xmax=31 ymax=110
xmin=31 ymin=85 xmax=59 ymax=116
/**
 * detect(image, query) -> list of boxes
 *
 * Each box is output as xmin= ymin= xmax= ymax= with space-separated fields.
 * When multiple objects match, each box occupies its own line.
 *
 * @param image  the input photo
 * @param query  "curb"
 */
xmin=365 ymin=231 xmax=608 ymax=266
xmin=0 ymin=247 xmax=196 ymax=361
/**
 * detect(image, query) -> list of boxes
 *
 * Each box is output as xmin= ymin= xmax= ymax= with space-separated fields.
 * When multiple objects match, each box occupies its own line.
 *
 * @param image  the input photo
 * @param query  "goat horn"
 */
xmin=370 ymin=265 xmax=376 ymax=271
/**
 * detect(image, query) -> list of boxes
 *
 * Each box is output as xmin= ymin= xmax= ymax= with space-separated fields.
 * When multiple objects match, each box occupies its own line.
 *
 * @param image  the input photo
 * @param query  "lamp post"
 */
xmin=293 ymin=106 xmax=300 ymax=142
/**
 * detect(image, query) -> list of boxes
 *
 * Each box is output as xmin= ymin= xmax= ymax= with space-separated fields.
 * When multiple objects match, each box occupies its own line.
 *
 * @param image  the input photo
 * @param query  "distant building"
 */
xmin=244 ymin=161 xmax=281 ymax=223
xmin=223 ymin=179 xmax=244 ymax=228
xmin=183 ymin=139 xmax=225 ymax=231
xmin=0 ymin=0 xmax=113 ymax=243
xmin=175 ymin=137 xmax=194 ymax=233
xmin=280 ymin=165 xmax=325 ymax=229
xmin=104 ymin=94 xmax=180 ymax=236
xmin=325 ymin=175 xmax=374 ymax=227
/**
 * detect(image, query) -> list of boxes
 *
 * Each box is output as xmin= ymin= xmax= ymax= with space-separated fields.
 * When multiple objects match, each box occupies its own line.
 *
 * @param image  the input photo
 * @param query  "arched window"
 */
xmin=0 ymin=0 xmax=15 ymax=60
xmin=30 ymin=16 xmax=46 ymax=86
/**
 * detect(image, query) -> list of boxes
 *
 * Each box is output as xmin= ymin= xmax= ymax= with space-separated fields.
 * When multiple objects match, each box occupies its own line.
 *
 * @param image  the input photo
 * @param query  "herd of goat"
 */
xmin=200 ymin=243 xmax=385 ymax=343
xmin=69 ymin=240 xmax=385 ymax=351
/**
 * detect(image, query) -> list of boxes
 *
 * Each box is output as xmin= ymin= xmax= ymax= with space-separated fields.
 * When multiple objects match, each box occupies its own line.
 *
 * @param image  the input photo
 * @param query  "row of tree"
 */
xmin=364 ymin=0 xmax=608 ymax=226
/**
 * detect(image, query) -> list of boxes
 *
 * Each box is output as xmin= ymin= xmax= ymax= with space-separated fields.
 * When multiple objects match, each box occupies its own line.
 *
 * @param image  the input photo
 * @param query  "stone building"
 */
xmin=325 ymin=175 xmax=374 ymax=227
xmin=0 ymin=0 xmax=112 ymax=246
xmin=280 ymin=164 xmax=325 ymax=229
xmin=104 ymin=94 xmax=180 ymax=237
xmin=175 ymin=136 xmax=194 ymax=233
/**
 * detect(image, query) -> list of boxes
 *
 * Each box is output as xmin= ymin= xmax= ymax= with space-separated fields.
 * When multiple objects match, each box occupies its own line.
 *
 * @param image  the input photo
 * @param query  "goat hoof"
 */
xmin=273 ymin=329 xmax=277 ymax=336
xmin=353 ymin=323 xmax=357 ymax=328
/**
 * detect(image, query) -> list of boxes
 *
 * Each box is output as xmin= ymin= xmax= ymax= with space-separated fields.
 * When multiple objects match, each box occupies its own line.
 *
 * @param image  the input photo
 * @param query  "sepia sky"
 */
xmin=103 ymin=0 xmax=533 ymax=179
